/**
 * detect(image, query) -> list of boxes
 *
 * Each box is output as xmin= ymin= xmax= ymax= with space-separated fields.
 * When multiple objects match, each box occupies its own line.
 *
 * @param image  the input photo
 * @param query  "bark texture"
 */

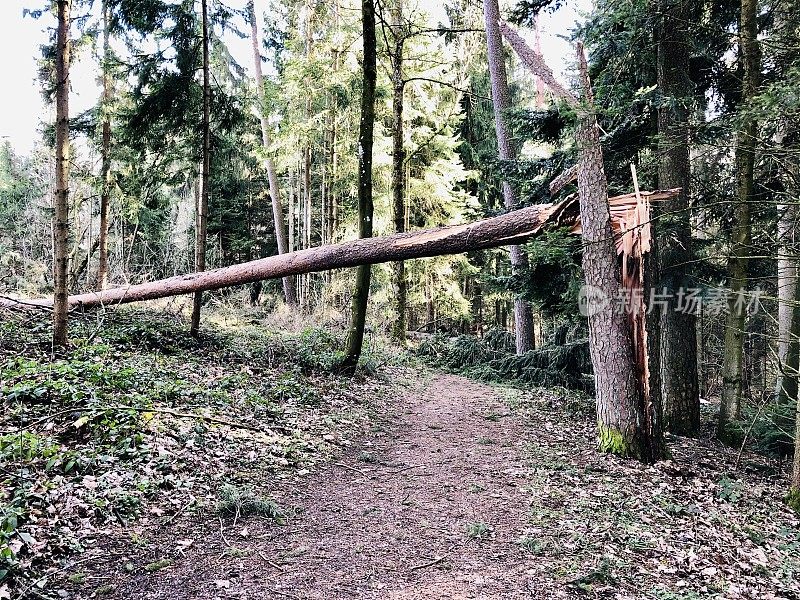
xmin=777 ymin=203 xmax=798 ymax=386
xmin=190 ymin=0 xmax=211 ymax=337
xmin=249 ymin=0 xmax=297 ymax=307
xmin=4 ymin=192 xmax=678 ymax=309
xmin=500 ymin=21 xmax=665 ymax=461
xmin=483 ymin=0 xmax=534 ymax=355
xmin=656 ymin=0 xmax=699 ymax=436
xmin=390 ymin=0 xmax=407 ymax=344
xmin=574 ymin=43 xmax=664 ymax=462
xmin=96 ymin=0 xmax=112 ymax=291
xmin=53 ymin=0 xmax=72 ymax=348
xmin=339 ymin=0 xmax=377 ymax=374
xmin=719 ymin=0 xmax=759 ymax=437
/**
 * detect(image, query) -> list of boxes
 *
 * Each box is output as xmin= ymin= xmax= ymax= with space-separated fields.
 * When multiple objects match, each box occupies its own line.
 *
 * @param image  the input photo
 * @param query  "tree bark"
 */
xmin=499 ymin=21 xmax=665 ymax=461
xmin=482 ymin=0 xmax=534 ymax=355
xmin=248 ymin=0 xmax=297 ymax=306
xmin=4 ymin=191 xmax=678 ymax=312
xmin=190 ymin=0 xmax=211 ymax=338
xmin=788 ymin=261 xmax=800 ymax=510
xmin=96 ymin=0 xmax=112 ymax=291
xmin=656 ymin=0 xmax=700 ymax=436
xmin=53 ymin=0 xmax=72 ymax=348
xmin=339 ymin=0 xmax=377 ymax=373
xmin=574 ymin=43 xmax=665 ymax=462
xmin=791 ymin=380 xmax=800 ymax=510
xmin=777 ymin=204 xmax=797 ymax=390
xmin=719 ymin=0 xmax=759 ymax=438
xmin=390 ymin=0 xmax=407 ymax=344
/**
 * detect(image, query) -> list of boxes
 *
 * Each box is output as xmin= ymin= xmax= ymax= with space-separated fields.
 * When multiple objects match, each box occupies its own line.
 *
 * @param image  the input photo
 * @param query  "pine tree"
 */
xmin=53 ymin=0 xmax=72 ymax=348
xmin=339 ymin=0 xmax=377 ymax=374
xmin=190 ymin=0 xmax=211 ymax=337
xmin=719 ymin=0 xmax=760 ymax=437
xmin=482 ymin=0 xmax=534 ymax=354
xmin=249 ymin=0 xmax=297 ymax=307
xmin=656 ymin=0 xmax=700 ymax=436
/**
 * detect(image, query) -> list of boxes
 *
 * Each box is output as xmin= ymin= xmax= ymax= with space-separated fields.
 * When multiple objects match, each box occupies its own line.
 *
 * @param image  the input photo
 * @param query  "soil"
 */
xmin=60 ymin=372 xmax=800 ymax=600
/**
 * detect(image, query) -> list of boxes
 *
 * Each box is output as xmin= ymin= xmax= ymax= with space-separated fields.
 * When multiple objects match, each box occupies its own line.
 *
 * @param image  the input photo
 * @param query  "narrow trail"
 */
xmin=106 ymin=373 xmax=537 ymax=599
xmin=77 ymin=370 xmax=800 ymax=599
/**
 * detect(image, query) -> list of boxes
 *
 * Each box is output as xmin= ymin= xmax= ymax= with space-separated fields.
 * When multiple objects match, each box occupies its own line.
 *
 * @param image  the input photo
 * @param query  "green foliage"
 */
xmin=717 ymin=475 xmax=744 ymax=504
xmin=517 ymin=533 xmax=546 ymax=555
xmin=521 ymin=229 xmax=582 ymax=316
xmin=0 ymin=309 xmax=387 ymax=594
xmin=295 ymin=328 xmax=346 ymax=372
xmin=143 ymin=558 xmax=173 ymax=573
xmin=0 ymin=501 xmax=26 ymax=582
xmin=416 ymin=330 xmax=592 ymax=392
xmin=787 ymin=488 xmax=800 ymax=514
xmin=569 ymin=557 xmax=617 ymax=592
xmin=737 ymin=402 xmax=795 ymax=460
xmin=216 ymin=484 xmax=284 ymax=522
xmin=466 ymin=521 xmax=490 ymax=540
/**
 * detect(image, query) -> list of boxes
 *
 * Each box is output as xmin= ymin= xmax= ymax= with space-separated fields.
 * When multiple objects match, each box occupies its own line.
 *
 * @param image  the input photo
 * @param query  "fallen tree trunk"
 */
xmin=1 ymin=190 xmax=677 ymax=311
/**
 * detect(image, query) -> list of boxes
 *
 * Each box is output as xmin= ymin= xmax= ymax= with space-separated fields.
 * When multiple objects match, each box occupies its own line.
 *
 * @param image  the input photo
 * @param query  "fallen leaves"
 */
xmin=0 ymin=312 xmax=395 ymax=597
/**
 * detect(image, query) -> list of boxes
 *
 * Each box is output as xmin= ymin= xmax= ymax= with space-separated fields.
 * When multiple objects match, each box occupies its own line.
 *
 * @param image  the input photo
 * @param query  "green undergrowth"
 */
xmin=415 ymin=329 xmax=593 ymax=392
xmin=0 ymin=308 xmax=403 ymax=596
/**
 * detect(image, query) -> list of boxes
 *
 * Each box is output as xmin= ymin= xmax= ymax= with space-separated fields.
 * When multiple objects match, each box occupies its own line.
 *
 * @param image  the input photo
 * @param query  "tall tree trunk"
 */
xmin=482 ymin=0 xmax=534 ymax=355
xmin=339 ymin=0 xmax=377 ymax=374
xmin=330 ymin=116 xmax=338 ymax=240
xmin=248 ymin=0 xmax=297 ymax=306
xmin=656 ymin=0 xmax=700 ymax=436
xmin=774 ymin=11 xmax=797 ymax=400
xmin=53 ymin=0 xmax=72 ymax=348
xmin=190 ymin=0 xmax=211 ymax=337
xmin=96 ymin=0 xmax=112 ymax=291
xmin=303 ymin=145 xmax=312 ymax=307
xmin=575 ymin=43 xmax=665 ymax=462
xmin=390 ymin=0 xmax=407 ymax=344
xmin=719 ymin=0 xmax=759 ymax=437
xmin=777 ymin=205 xmax=797 ymax=390
xmin=288 ymin=168 xmax=295 ymax=252
xmin=330 ymin=0 xmax=340 ymax=242
xmin=472 ymin=276 xmax=483 ymax=336
xmin=497 ymin=22 xmax=664 ymax=460
xmin=786 ymin=271 xmax=800 ymax=510
xmin=5 ymin=191 xmax=677 ymax=311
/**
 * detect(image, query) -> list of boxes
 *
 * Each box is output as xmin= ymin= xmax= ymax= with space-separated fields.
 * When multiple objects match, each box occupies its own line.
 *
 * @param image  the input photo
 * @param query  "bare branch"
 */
xmin=498 ymin=19 xmax=579 ymax=108
xmin=549 ymin=164 xmax=579 ymax=196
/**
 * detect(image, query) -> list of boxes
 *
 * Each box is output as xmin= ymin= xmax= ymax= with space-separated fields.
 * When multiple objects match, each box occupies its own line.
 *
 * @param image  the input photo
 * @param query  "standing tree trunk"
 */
xmin=777 ymin=206 xmax=797 ymax=392
xmin=791 ymin=376 xmax=800 ymax=510
xmin=482 ymin=0 xmax=534 ymax=355
xmin=787 ymin=258 xmax=800 ymax=509
xmin=719 ymin=0 xmax=759 ymax=437
xmin=500 ymin=20 xmax=669 ymax=461
xmin=190 ymin=0 xmax=211 ymax=337
xmin=248 ymin=0 xmax=297 ymax=307
xmin=338 ymin=0 xmax=377 ymax=374
xmin=574 ymin=43 xmax=665 ymax=462
xmin=96 ymin=0 xmax=112 ymax=290
xmin=53 ymin=0 xmax=72 ymax=348
xmin=656 ymin=0 xmax=700 ymax=436
xmin=390 ymin=0 xmax=407 ymax=343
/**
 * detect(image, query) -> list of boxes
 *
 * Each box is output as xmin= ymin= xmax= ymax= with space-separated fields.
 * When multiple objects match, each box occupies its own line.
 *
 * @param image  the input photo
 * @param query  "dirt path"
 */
xmin=71 ymin=371 xmax=800 ymax=600
xmin=98 ymin=373 xmax=536 ymax=599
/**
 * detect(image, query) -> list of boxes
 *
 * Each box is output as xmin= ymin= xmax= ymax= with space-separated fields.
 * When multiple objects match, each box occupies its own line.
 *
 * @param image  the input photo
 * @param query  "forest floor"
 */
xmin=2 ymin=309 xmax=800 ymax=599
